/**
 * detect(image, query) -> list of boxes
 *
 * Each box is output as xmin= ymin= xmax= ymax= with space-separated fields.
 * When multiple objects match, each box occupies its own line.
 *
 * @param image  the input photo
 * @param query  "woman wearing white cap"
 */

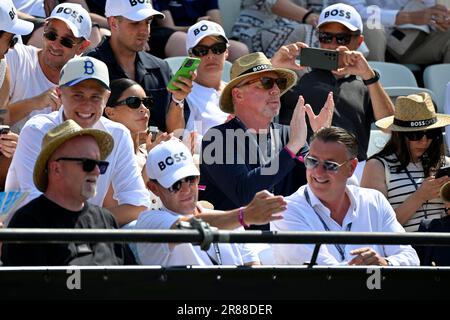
xmin=361 ymin=93 xmax=450 ymax=232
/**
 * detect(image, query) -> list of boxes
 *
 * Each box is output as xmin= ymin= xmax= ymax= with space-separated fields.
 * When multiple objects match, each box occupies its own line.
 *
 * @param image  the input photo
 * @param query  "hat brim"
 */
xmin=375 ymin=114 xmax=450 ymax=131
xmin=61 ymin=76 xmax=110 ymax=90
xmin=33 ymin=129 xmax=114 ymax=192
xmin=122 ymin=8 xmax=165 ymax=21
xmin=157 ymin=164 xmax=200 ymax=189
xmin=4 ymin=19 xmax=34 ymax=36
xmin=219 ymin=68 xmax=298 ymax=114
xmin=317 ymin=20 xmax=359 ymax=32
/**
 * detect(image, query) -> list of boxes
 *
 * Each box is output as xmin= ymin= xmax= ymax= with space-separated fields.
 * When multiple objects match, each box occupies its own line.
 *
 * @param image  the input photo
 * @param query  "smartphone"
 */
xmin=436 ymin=166 xmax=450 ymax=178
xmin=300 ymin=47 xmax=339 ymax=71
xmin=147 ymin=125 xmax=159 ymax=143
xmin=0 ymin=125 xmax=10 ymax=134
xmin=167 ymin=57 xmax=201 ymax=91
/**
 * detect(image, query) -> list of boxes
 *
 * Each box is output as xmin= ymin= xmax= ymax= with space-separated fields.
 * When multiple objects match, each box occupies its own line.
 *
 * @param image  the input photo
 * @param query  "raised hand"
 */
xmin=305 ymin=91 xmax=334 ymax=133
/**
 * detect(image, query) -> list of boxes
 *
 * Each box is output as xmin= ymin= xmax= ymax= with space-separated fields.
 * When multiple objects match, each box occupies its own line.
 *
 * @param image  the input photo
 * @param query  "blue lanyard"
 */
xmin=304 ymin=188 xmax=352 ymax=261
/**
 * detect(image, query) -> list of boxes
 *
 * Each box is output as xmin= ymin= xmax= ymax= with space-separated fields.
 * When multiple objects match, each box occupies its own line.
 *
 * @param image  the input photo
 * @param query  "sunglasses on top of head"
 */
xmin=43 ymin=30 xmax=80 ymax=49
xmin=56 ymin=157 xmax=110 ymax=174
xmin=190 ymin=42 xmax=227 ymax=57
xmin=167 ymin=176 xmax=199 ymax=193
xmin=404 ymin=129 xmax=441 ymax=141
xmin=237 ymin=77 xmax=288 ymax=91
xmin=304 ymin=155 xmax=350 ymax=173
xmin=114 ymin=96 xmax=154 ymax=109
xmin=317 ymin=31 xmax=360 ymax=45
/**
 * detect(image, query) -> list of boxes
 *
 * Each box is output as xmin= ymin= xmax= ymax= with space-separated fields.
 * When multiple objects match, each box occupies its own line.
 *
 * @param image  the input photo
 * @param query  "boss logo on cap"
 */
xmin=410 ymin=119 xmax=435 ymax=127
xmin=324 ymin=9 xmax=351 ymax=20
xmin=56 ymin=6 xmax=84 ymax=24
xmin=9 ymin=7 xmax=16 ymax=21
xmin=129 ymin=0 xmax=151 ymax=7
xmin=252 ymin=64 xmax=269 ymax=72
xmin=192 ymin=24 xmax=220 ymax=36
xmin=158 ymin=152 xmax=187 ymax=171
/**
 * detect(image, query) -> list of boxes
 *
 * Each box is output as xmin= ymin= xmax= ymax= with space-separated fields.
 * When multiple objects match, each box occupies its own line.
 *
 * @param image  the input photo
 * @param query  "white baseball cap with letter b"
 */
xmin=59 ymin=56 xmax=110 ymax=90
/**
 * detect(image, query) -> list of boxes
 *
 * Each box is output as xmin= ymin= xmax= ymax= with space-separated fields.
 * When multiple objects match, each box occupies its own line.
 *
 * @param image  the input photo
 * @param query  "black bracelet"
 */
xmin=302 ymin=10 xmax=314 ymax=24
xmin=362 ymin=69 xmax=380 ymax=86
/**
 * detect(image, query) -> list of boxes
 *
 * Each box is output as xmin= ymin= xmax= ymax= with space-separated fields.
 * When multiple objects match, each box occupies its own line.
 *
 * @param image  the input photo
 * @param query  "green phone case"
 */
xmin=167 ymin=57 xmax=201 ymax=91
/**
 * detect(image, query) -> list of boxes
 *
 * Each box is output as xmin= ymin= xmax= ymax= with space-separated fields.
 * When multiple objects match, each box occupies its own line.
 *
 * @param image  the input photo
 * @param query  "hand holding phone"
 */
xmin=167 ymin=57 xmax=201 ymax=91
xmin=0 ymin=125 xmax=10 ymax=135
xmin=300 ymin=47 xmax=339 ymax=71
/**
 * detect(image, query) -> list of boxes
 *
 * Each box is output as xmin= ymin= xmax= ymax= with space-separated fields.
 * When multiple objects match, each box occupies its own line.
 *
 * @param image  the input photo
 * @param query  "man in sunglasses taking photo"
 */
xmin=281 ymin=3 xmax=394 ymax=181
xmin=271 ymin=126 xmax=419 ymax=266
xmin=2 ymin=120 xmax=136 ymax=266
xmin=5 ymin=3 xmax=92 ymax=133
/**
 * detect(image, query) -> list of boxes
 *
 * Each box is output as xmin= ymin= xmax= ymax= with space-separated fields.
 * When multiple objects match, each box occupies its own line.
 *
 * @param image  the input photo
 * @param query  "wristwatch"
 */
xmin=172 ymin=96 xmax=185 ymax=109
xmin=363 ymin=69 xmax=380 ymax=86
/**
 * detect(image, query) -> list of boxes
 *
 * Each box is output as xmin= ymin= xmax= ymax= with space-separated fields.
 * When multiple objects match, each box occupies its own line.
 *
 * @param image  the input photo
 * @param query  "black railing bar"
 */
xmin=1 ymin=229 xmax=450 ymax=246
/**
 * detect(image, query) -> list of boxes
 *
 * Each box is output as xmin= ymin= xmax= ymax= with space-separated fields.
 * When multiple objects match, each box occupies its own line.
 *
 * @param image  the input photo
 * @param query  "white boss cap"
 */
xmin=47 ymin=3 xmax=92 ymax=39
xmin=146 ymin=139 xmax=199 ymax=188
xmin=59 ymin=56 xmax=110 ymax=89
xmin=0 ymin=0 xmax=33 ymax=35
xmin=105 ymin=0 xmax=165 ymax=21
xmin=186 ymin=20 xmax=228 ymax=52
xmin=318 ymin=3 xmax=363 ymax=32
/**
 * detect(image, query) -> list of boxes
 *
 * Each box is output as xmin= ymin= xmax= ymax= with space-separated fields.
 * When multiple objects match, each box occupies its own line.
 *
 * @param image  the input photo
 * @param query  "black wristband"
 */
xmin=363 ymin=69 xmax=380 ymax=86
xmin=302 ymin=10 xmax=314 ymax=24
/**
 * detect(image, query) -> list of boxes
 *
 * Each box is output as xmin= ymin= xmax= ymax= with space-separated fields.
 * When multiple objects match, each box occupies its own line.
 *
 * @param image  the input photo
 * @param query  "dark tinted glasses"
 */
xmin=318 ymin=31 xmax=360 ymax=45
xmin=114 ymin=96 xmax=154 ymax=109
xmin=404 ymin=129 xmax=441 ymax=141
xmin=43 ymin=30 xmax=79 ymax=49
xmin=238 ymin=77 xmax=288 ymax=91
xmin=9 ymin=36 xmax=18 ymax=48
xmin=190 ymin=42 xmax=227 ymax=57
xmin=56 ymin=157 xmax=109 ymax=174
xmin=168 ymin=176 xmax=199 ymax=193
xmin=305 ymin=155 xmax=350 ymax=173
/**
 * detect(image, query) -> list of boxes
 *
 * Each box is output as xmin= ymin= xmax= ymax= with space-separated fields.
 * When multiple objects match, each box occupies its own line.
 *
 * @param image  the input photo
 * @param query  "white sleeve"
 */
xmin=111 ymin=129 xmax=151 ymax=208
xmin=378 ymin=193 xmax=420 ymax=266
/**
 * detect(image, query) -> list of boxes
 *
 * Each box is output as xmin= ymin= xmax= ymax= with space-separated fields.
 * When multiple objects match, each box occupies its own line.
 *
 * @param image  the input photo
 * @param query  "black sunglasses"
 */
xmin=114 ymin=96 xmax=153 ymax=109
xmin=305 ymin=155 xmax=350 ymax=173
xmin=168 ymin=176 xmax=199 ymax=193
xmin=56 ymin=157 xmax=109 ymax=174
xmin=43 ymin=30 xmax=79 ymax=49
xmin=190 ymin=42 xmax=227 ymax=57
xmin=318 ymin=31 xmax=360 ymax=45
xmin=404 ymin=129 xmax=441 ymax=141
xmin=238 ymin=77 xmax=288 ymax=91
xmin=9 ymin=36 xmax=18 ymax=48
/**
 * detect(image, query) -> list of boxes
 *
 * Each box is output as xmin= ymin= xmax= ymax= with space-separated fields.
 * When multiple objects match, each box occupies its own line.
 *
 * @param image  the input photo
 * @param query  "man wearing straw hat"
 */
xmin=1 ymin=120 xmax=135 ymax=266
xmin=199 ymin=52 xmax=334 ymax=230
xmin=271 ymin=126 xmax=419 ymax=266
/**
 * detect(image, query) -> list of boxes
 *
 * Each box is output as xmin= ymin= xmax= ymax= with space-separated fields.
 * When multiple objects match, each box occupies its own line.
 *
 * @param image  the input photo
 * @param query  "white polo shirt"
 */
xmin=271 ymin=184 xmax=420 ymax=266
xmin=5 ymin=107 xmax=150 ymax=212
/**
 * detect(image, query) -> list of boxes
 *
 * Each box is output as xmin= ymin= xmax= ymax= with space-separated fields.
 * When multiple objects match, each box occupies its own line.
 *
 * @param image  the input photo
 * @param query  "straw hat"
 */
xmin=34 ymin=120 xmax=114 ymax=192
xmin=219 ymin=52 xmax=297 ymax=114
xmin=375 ymin=92 xmax=450 ymax=131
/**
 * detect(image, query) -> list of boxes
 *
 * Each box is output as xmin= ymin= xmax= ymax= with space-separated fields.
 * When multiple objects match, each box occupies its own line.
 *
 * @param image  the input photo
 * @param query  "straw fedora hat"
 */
xmin=376 ymin=92 xmax=450 ymax=132
xmin=33 ymin=119 xmax=114 ymax=192
xmin=219 ymin=52 xmax=298 ymax=114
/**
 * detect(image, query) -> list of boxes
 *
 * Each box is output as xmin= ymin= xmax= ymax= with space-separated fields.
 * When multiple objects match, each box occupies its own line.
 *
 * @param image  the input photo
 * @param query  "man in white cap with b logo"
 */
xmin=5 ymin=56 xmax=150 ymax=227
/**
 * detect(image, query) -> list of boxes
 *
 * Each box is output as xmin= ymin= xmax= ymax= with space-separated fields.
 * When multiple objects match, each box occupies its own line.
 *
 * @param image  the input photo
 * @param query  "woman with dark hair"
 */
xmin=361 ymin=93 xmax=450 ymax=232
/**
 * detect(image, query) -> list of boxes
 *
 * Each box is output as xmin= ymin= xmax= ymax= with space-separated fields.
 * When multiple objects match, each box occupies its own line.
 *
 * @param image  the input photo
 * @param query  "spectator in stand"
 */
xmin=152 ymin=0 xmax=248 ymax=61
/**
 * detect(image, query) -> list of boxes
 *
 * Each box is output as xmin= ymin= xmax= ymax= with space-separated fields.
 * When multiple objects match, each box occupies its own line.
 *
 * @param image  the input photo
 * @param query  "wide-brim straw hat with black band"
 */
xmin=376 ymin=92 xmax=450 ymax=132
xmin=219 ymin=52 xmax=298 ymax=114
xmin=34 ymin=119 xmax=114 ymax=192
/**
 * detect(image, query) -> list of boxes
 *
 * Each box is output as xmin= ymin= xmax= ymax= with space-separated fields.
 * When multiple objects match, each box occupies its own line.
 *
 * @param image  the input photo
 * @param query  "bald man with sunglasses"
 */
xmin=280 ymin=3 xmax=394 ymax=181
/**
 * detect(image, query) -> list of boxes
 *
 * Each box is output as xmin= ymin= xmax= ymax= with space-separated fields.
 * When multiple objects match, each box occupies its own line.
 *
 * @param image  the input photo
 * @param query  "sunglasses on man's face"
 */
xmin=114 ymin=96 xmax=154 ymax=109
xmin=318 ymin=31 xmax=359 ymax=45
xmin=190 ymin=42 xmax=227 ymax=57
xmin=56 ymin=157 xmax=109 ymax=174
xmin=404 ymin=129 xmax=441 ymax=141
xmin=168 ymin=176 xmax=199 ymax=193
xmin=43 ymin=30 xmax=79 ymax=49
xmin=238 ymin=77 xmax=288 ymax=91
xmin=304 ymin=155 xmax=350 ymax=173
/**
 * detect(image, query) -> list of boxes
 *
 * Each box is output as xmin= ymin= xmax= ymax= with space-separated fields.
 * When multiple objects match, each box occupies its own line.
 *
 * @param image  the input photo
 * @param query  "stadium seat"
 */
xmin=423 ymin=64 xmax=450 ymax=114
xmin=218 ymin=0 xmax=241 ymax=36
xmin=165 ymin=56 xmax=232 ymax=82
xmin=367 ymin=130 xmax=391 ymax=158
xmin=368 ymin=61 xmax=418 ymax=87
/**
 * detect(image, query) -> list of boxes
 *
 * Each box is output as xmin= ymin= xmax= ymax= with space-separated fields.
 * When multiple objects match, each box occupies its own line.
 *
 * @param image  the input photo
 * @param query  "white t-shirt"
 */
xmin=186 ymin=82 xmax=228 ymax=137
xmin=6 ymin=44 xmax=55 ymax=132
xmin=0 ymin=59 xmax=6 ymax=88
xmin=136 ymin=207 xmax=259 ymax=266
xmin=5 ymin=107 xmax=151 ymax=213
xmin=13 ymin=0 xmax=45 ymax=17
